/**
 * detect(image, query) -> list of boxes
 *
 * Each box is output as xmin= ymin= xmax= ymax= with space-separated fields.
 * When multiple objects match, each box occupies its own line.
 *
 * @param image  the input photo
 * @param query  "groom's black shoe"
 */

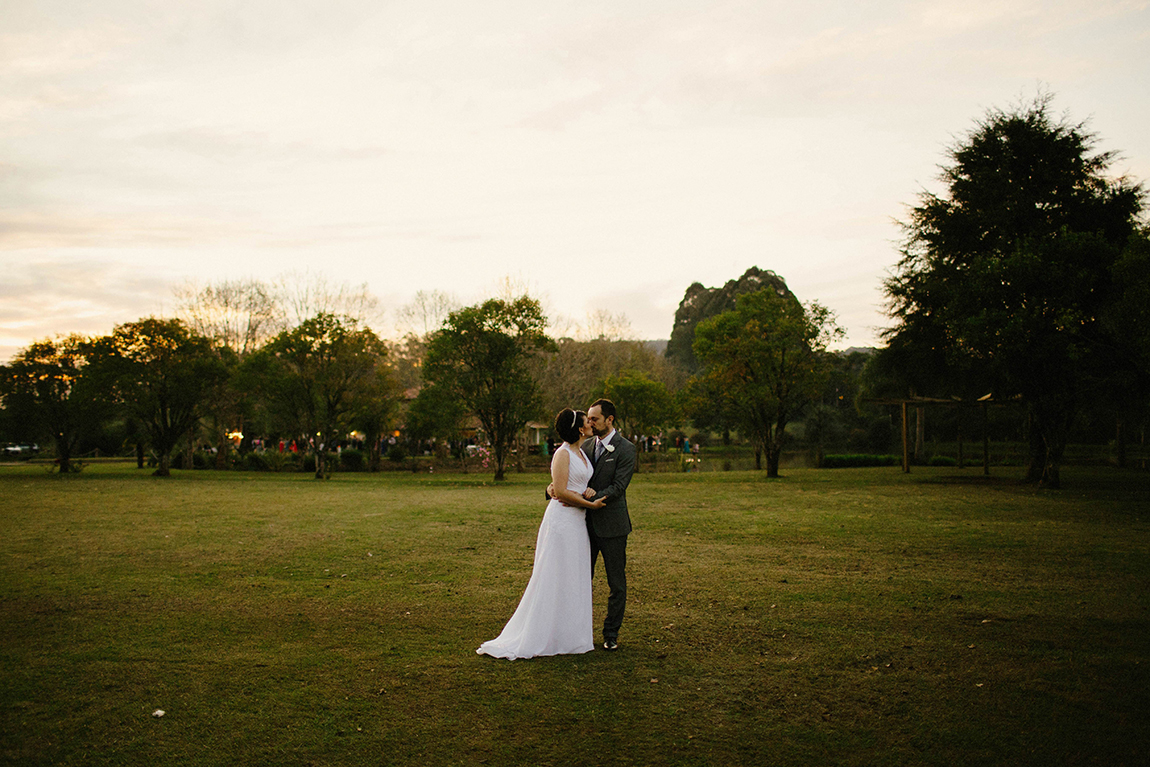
xmin=603 ymin=638 xmax=618 ymax=651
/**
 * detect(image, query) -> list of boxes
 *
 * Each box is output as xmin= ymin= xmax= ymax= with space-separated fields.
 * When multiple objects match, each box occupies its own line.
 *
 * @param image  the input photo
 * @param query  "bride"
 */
xmin=477 ymin=408 xmax=606 ymax=660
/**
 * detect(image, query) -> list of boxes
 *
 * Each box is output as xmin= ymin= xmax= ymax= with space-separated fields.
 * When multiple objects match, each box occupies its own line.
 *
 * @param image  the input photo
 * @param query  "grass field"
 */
xmin=1 ymin=463 xmax=1148 ymax=766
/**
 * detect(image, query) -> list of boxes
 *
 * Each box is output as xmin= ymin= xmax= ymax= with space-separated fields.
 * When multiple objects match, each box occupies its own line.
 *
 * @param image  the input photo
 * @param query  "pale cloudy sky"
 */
xmin=3 ymin=0 xmax=1148 ymax=361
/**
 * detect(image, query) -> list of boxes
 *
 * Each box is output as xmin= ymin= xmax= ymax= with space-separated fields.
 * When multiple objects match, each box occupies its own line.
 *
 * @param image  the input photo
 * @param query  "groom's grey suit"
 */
xmin=581 ymin=431 xmax=635 ymax=642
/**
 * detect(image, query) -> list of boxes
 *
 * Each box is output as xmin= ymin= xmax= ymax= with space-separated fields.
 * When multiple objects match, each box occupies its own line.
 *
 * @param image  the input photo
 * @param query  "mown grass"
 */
xmin=1 ymin=464 xmax=1148 ymax=766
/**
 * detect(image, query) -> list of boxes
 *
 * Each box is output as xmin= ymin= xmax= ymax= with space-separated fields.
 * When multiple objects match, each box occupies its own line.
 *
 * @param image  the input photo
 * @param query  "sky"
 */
xmin=2 ymin=0 xmax=1149 ymax=362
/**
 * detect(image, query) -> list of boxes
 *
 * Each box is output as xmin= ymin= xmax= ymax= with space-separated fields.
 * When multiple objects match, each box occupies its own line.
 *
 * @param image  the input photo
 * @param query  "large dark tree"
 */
xmin=0 ymin=335 xmax=111 ymax=472
xmin=89 ymin=318 xmax=227 ymax=476
xmin=350 ymin=362 xmax=402 ymax=472
xmin=1100 ymin=229 xmax=1150 ymax=466
xmin=257 ymin=313 xmax=388 ymax=479
xmin=884 ymin=96 xmax=1145 ymax=487
xmin=419 ymin=296 xmax=554 ymax=481
xmin=1104 ymin=229 xmax=1150 ymax=382
xmin=666 ymin=267 xmax=793 ymax=374
xmin=692 ymin=289 xmax=841 ymax=476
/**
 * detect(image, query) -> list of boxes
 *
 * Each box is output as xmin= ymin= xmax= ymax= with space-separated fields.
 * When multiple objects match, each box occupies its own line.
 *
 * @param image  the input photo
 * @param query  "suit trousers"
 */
xmin=589 ymin=529 xmax=627 ymax=640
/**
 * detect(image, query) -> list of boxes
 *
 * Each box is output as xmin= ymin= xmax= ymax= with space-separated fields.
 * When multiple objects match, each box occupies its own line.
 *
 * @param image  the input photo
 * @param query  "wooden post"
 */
xmin=901 ymin=401 xmax=910 ymax=473
xmin=982 ymin=401 xmax=990 ymax=476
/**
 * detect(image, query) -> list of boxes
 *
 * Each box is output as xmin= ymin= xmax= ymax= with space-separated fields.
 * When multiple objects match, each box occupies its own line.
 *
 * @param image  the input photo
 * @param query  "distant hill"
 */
xmin=665 ymin=267 xmax=793 ymax=373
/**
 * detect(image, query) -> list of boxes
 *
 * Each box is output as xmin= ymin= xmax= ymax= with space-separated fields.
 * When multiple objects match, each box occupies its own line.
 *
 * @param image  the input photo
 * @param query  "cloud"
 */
xmin=0 ymin=258 xmax=174 ymax=362
xmin=0 ymin=208 xmax=262 ymax=249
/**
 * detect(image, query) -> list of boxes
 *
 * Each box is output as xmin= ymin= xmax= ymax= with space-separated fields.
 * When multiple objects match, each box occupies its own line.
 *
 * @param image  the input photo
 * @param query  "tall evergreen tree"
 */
xmin=884 ymin=95 xmax=1145 ymax=487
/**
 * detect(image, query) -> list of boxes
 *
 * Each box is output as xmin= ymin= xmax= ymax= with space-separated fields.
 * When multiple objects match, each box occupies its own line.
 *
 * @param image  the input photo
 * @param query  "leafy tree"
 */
xmin=804 ymin=349 xmax=877 ymax=463
xmin=599 ymin=370 xmax=679 ymax=438
xmin=350 ymin=362 xmax=403 ymax=472
xmin=420 ymin=296 xmax=555 ymax=481
xmin=678 ymin=367 xmax=741 ymax=445
xmin=0 ymin=335 xmax=111 ymax=472
xmin=692 ymin=289 xmax=842 ymax=476
xmin=404 ymin=378 xmax=468 ymax=457
xmin=1104 ymin=229 xmax=1150 ymax=382
xmin=666 ymin=267 xmax=793 ymax=374
xmin=198 ymin=346 xmax=245 ymax=469
xmin=535 ymin=336 xmax=682 ymax=419
xmin=257 ymin=313 xmax=388 ymax=479
xmin=884 ymin=95 xmax=1145 ymax=487
xmin=88 ymin=318 xmax=227 ymax=476
xmin=1100 ymin=229 xmax=1150 ymax=465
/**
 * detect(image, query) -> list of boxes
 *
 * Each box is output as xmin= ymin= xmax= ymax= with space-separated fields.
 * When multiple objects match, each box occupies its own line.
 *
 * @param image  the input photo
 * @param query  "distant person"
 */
xmin=477 ymin=409 xmax=605 ymax=659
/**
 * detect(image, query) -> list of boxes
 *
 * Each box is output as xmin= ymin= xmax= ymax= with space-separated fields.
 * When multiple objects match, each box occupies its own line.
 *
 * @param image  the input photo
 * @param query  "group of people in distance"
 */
xmin=478 ymin=399 xmax=635 ymax=659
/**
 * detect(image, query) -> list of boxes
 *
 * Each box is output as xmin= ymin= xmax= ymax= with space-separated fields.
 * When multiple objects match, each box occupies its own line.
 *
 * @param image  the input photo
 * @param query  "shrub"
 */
xmin=928 ymin=455 xmax=957 ymax=467
xmin=340 ymin=449 xmax=366 ymax=472
xmin=243 ymin=452 xmax=271 ymax=472
xmin=821 ymin=454 xmax=900 ymax=468
xmin=387 ymin=445 xmax=406 ymax=463
xmin=261 ymin=450 xmax=291 ymax=472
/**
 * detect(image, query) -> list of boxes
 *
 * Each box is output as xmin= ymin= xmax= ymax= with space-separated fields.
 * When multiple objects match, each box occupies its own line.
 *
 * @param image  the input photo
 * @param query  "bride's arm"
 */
xmin=550 ymin=450 xmax=602 ymax=509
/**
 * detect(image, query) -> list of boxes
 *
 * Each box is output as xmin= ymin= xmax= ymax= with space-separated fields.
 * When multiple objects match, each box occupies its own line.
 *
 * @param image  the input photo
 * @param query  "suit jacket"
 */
xmin=581 ymin=431 xmax=635 ymax=539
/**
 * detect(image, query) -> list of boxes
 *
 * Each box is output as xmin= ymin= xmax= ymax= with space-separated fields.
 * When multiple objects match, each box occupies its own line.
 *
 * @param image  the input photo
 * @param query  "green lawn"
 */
xmin=1 ymin=464 xmax=1148 ymax=766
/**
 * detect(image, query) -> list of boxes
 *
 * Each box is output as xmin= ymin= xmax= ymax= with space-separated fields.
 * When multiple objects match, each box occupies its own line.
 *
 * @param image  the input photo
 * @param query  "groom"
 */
xmin=551 ymin=398 xmax=636 ymax=650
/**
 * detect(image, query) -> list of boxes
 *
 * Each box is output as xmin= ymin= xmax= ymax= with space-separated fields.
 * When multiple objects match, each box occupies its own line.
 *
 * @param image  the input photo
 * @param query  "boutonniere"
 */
xmin=605 ymin=443 xmax=615 ymax=453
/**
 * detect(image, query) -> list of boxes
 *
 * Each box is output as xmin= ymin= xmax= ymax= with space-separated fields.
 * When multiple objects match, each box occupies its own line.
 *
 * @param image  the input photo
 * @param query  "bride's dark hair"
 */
xmin=555 ymin=408 xmax=586 ymax=444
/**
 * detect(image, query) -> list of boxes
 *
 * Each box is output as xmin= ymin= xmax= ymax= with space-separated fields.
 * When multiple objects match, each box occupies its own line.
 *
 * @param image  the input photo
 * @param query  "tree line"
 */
xmin=2 ymin=95 xmax=1147 ymax=486
xmin=0 ymin=273 xmax=849 ymax=481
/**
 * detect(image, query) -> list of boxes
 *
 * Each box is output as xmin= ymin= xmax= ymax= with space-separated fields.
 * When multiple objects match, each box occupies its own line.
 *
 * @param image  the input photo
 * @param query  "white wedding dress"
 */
xmin=477 ymin=443 xmax=594 ymax=659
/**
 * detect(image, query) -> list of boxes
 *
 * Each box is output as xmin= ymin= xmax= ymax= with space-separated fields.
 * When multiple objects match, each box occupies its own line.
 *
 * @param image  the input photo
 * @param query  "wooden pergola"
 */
xmin=866 ymin=394 xmax=1011 ymax=474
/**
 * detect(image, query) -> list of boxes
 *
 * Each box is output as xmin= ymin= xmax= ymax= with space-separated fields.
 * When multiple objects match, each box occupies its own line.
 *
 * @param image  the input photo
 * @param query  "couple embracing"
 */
xmin=477 ymin=399 xmax=635 ymax=660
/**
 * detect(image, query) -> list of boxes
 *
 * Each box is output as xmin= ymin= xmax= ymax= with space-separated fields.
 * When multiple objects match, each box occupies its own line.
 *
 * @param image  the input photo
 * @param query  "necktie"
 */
xmin=594 ymin=440 xmax=605 ymax=463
